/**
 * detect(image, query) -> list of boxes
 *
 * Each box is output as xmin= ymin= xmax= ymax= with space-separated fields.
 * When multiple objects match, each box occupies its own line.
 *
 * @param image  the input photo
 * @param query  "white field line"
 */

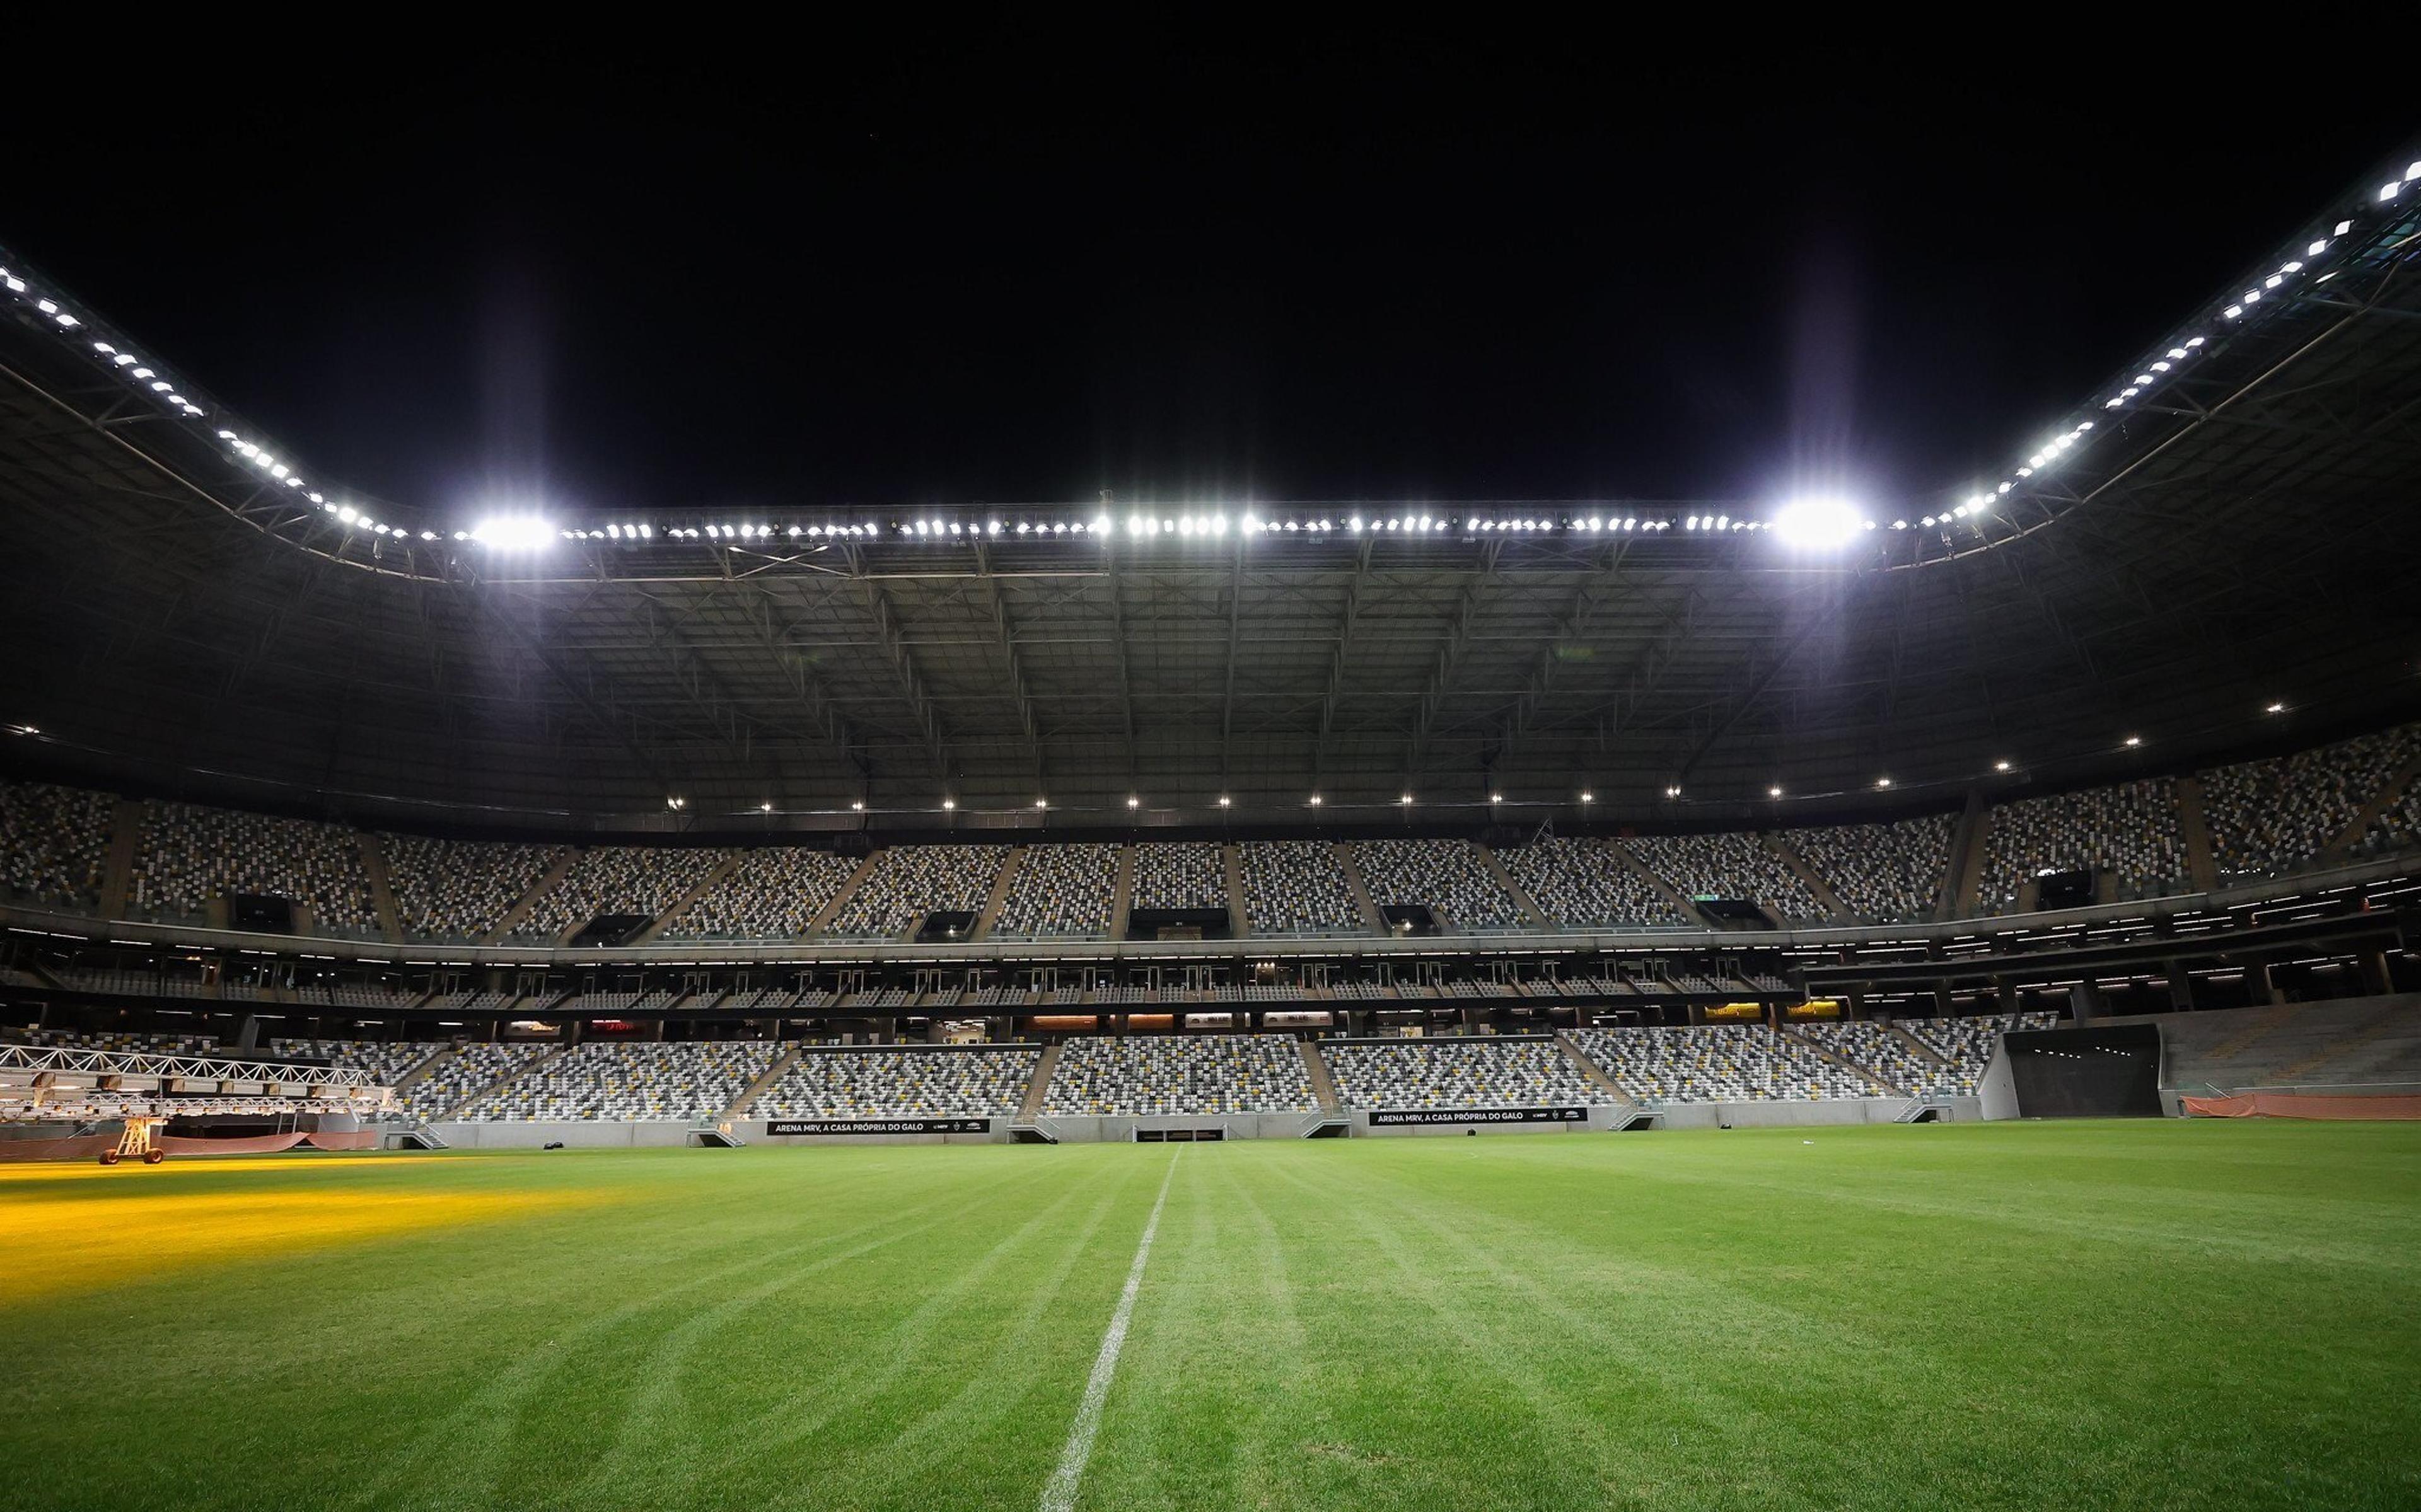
xmin=1039 ymin=1150 xmax=1180 ymax=1512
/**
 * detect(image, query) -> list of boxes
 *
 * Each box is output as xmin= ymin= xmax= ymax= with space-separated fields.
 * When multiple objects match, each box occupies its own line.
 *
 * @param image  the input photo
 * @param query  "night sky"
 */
xmin=9 ymin=32 xmax=2412 ymax=522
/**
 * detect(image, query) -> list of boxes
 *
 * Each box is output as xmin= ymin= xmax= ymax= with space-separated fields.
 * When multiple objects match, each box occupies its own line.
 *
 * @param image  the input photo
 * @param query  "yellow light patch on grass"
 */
xmin=1 ymin=1184 xmax=604 ymax=1303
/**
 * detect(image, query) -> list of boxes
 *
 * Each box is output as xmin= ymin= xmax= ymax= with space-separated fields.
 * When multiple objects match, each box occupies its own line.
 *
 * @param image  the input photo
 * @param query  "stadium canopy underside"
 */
xmin=3 ymin=156 xmax=2420 ymax=836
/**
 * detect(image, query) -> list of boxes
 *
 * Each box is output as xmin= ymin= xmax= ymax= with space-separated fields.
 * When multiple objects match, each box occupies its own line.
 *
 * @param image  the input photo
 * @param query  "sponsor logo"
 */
xmin=763 ymin=1117 xmax=992 ymax=1136
xmin=1366 ymin=1106 xmax=1589 ymax=1126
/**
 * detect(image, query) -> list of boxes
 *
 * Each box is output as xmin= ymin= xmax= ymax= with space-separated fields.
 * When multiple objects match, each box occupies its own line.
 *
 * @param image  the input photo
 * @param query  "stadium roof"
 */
xmin=3 ymin=151 xmax=2420 ymax=836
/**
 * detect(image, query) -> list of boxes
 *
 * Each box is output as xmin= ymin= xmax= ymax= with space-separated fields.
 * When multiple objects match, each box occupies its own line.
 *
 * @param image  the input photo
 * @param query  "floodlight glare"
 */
xmin=1772 ymin=496 xmax=1865 ymax=548
xmin=470 ymin=516 xmax=554 ymax=550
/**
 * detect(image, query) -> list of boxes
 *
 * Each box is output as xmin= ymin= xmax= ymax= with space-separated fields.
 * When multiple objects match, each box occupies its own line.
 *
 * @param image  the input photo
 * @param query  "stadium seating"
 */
xmin=1623 ymin=832 xmax=1823 ymax=919
xmin=1569 ymin=1025 xmax=1882 ymax=1101
xmin=1492 ymin=837 xmax=1690 ymax=927
xmin=382 ymin=836 xmax=564 ymax=941
xmin=1042 ymin=1034 xmax=1316 ymax=1115
xmin=507 ymin=846 xmax=728 ymax=942
xmin=1321 ymin=1037 xmax=1615 ymax=1109
xmin=2200 ymin=725 xmax=2421 ymax=880
xmin=1129 ymin=841 xmax=1229 ymax=911
xmin=993 ymin=843 xmax=1117 ymax=937
xmin=11 ymin=1027 xmax=220 ymax=1054
xmin=270 ymin=1037 xmax=444 ymax=1088
xmin=1792 ymin=1020 xmax=1967 ymax=1097
xmin=408 ymin=1041 xmax=550 ymax=1119
xmin=1351 ymin=840 xmax=1526 ymax=928
xmin=1898 ymin=1011 xmax=2060 ymax=1092
xmin=753 ymin=1045 xmax=1040 ymax=1119
xmin=824 ymin=845 xmax=1006 ymax=937
xmin=467 ymin=1039 xmax=776 ymax=1121
xmin=131 ymin=801 xmax=378 ymax=934
xmin=1977 ymin=779 xmax=2187 ymax=912
xmin=1782 ymin=815 xmax=1951 ymax=923
xmin=1240 ymin=841 xmax=1365 ymax=933
xmin=0 ymin=778 xmax=113 ymax=910
xmin=662 ymin=846 xmax=859 ymax=939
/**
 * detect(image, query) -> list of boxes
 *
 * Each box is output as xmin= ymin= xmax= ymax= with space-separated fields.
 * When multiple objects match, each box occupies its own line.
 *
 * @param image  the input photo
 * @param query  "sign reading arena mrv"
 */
xmin=764 ymin=1117 xmax=992 ymax=1136
xmin=1367 ymin=1107 xmax=1588 ymax=1126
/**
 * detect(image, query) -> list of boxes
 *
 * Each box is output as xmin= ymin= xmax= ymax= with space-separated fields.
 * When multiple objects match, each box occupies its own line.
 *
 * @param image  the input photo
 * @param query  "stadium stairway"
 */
xmin=445 ymin=1040 xmax=571 ymax=1118
xmin=2174 ymin=776 xmax=2221 ymax=891
xmin=634 ymin=852 xmax=744 ymax=944
xmin=1554 ymin=1030 xmax=1638 ymax=1110
xmin=1776 ymin=1025 xmax=1899 ymax=1095
xmin=973 ymin=848 xmax=1026 ymax=938
xmin=1606 ymin=840 xmax=1701 ymax=923
xmin=808 ymin=852 xmax=883 ymax=935
xmin=1763 ymin=833 xmax=1851 ymax=922
xmin=1016 ymin=1041 xmax=1063 ymax=1122
xmin=1220 ymin=845 xmax=1248 ymax=937
xmin=721 ymin=1041 xmax=801 ymax=1120
xmin=97 ymin=797 xmax=143 ymax=921
xmin=1477 ymin=845 xmax=1554 ymax=930
xmin=2326 ymin=749 xmax=2421 ymax=861
xmin=1108 ymin=845 xmax=1137 ymax=939
xmin=1333 ymin=842 xmax=1386 ymax=933
xmin=480 ymin=850 xmax=578 ymax=945
xmin=1884 ymin=1020 xmax=1953 ymax=1070
xmin=1946 ymin=791 xmax=1989 ymax=920
xmin=391 ymin=1043 xmax=456 ymax=1092
xmin=356 ymin=832 xmax=404 ymax=941
xmin=1299 ymin=1039 xmax=1342 ymax=1114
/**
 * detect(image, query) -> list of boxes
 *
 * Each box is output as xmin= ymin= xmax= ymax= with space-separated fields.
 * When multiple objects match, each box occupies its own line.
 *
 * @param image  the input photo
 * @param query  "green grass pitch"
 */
xmin=3 ymin=1121 xmax=2417 ymax=1511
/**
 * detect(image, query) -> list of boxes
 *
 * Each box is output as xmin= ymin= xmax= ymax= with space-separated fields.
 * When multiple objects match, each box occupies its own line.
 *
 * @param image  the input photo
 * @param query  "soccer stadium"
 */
xmin=3 ymin=59 xmax=2419 ymax=1511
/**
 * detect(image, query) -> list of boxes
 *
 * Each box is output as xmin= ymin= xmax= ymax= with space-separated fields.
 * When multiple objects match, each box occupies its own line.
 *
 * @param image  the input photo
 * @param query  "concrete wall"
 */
xmin=1644 ymin=1097 xmax=1980 ymax=1130
xmin=428 ymin=1120 xmax=700 ymax=1149
xmin=1035 ymin=1111 xmax=1324 ymax=1142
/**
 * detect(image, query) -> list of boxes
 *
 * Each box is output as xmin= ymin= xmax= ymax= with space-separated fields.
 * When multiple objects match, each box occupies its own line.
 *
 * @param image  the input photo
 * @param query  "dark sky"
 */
xmin=9 ymin=31 xmax=2413 ymax=521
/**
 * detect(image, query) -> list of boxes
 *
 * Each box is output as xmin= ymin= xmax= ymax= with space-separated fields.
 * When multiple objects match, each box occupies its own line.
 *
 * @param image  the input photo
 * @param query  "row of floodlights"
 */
xmin=532 ymin=501 xmax=1876 ymax=550
xmin=11 ymin=160 xmax=2413 ymax=552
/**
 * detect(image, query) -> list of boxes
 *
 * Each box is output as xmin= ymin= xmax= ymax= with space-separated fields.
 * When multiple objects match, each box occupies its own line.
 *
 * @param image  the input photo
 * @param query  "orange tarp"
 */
xmin=2181 ymin=1092 xmax=2421 ymax=1120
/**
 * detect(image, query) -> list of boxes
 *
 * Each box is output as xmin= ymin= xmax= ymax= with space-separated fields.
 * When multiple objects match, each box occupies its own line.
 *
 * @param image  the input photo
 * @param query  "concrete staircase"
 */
xmin=440 ymin=1041 xmax=571 ymax=1119
xmin=636 ymin=851 xmax=743 ymax=944
xmin=1477 ymin=844 xmax=1553 ymax=930
xmin=2174 ymin=776 xmax=2220 ymax=891
xmin=1332 ymin=842 xmax=1386 ymax=932
xmin=810 ymin=851 xmax=883 ymax=935
xmin=1553 ymin=1030 xmax=1636 ymax=1108
xmin=480 ymin=848 xmax=577 ymax=945
xmin=1108 ymin=845 xmax=1138 ymax=939
xmin=2325 ymin=751 xmax=2421 ymax=860
xmin=356 ymin=832 xmax=405 ymax=942
xmin=1221 ymin=844 xmax=1249 ymax=937
xmin=1762 ymin=832 xmax=1850 ymax=921
xmin=1016 ymin=1041 xmax=1064 ymax=1121
xmin=97 ymin=797 xmax=144 ymax=922
xmin=1776 ymin=1024 xmax=1898 ymax=1095
xmin=1605 ymin=840 xmax=1700 ymax=923
xmin=1884 ymin=1020 xmax=1951 ymax=1068
xmin=973 ymin=847 xmax=1026 ymax=938
xmin=1946 ymin=792 xmax=1990 ymax=919
xmin=722 ymin=1042 xmax=801 ymax=1120
xmin=1299 ymin=1039 xmax=1342 ymax=1114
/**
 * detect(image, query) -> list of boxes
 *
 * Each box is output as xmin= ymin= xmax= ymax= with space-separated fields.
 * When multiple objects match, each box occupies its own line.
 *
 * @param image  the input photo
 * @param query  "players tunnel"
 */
xmin=2004 ymin=1024 xmax=2164 ymax=1118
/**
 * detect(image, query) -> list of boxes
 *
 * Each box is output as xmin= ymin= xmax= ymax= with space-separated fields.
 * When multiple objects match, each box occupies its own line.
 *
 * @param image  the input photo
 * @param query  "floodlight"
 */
xmin=1128 ymin=796 xmax=1141 ymax=809
xmin=470 ymin=516 xmax=554 ymax=550
xmin=1774 ymin=497 xmax=1863 ymax=548
xmin=1578 ymin=792 xmax=1593 ymax=804
xmin=2265 ymin=701 xmax=2286 ymax=715
xmin=941 ymin=799 xmax=956 ymax=811
xmin=1768 ymin=785 xmax=1782 ymax=798
xmin=1217 ymin=796 xmax=1232 ymax=807
xmin=1308 ymin=794 xmax=1322 ymax=806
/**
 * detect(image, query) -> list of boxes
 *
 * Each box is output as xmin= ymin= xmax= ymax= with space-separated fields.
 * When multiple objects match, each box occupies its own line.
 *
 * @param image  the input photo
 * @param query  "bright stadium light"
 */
xmin=1772 ymin=496 xmax=1865 ymax=548
xmin=470 ymin=515 xmax=554 ymax=550
xmin=941 ymin=798 xmax=956 ymax=811
xmin=1128 ymin=796 xmax=1141 ymax=809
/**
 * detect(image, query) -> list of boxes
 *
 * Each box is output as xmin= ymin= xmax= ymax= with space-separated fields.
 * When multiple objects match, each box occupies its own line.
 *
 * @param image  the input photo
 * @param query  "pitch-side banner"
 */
xmin=763 ymin=1117 xmax=992 ymax=1136
xmin=1366 ymin=1106 xmax=1588 ymax=1126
